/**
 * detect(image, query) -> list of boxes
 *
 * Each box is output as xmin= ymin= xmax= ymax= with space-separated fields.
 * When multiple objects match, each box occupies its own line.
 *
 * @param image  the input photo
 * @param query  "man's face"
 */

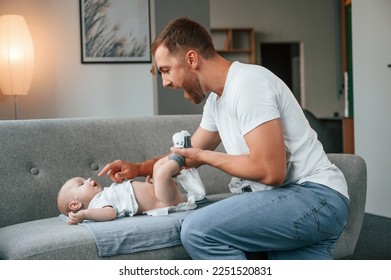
xmin=154 ymin=45 xmax=207 ymax=104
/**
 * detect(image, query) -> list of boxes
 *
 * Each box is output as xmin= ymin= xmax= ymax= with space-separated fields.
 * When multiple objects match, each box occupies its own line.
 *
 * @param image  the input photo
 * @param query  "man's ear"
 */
xmin=69 ymin=200 xmax=82 ymax=211
xmin=186 ymin=50 xmax=198 ymax=69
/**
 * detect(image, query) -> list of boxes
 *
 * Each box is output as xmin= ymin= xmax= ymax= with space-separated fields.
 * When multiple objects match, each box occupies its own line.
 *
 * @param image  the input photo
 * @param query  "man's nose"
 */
xmin=162 ymin=77 xmax=172 ymax=88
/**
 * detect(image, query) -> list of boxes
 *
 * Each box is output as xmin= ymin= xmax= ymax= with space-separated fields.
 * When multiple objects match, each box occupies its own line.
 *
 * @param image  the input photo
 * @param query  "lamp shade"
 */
xmin=0 ymin=15 xmax=34 ymax=96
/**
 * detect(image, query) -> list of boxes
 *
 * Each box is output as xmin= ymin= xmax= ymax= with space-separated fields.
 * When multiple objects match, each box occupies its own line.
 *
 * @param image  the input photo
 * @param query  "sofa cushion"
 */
xmin=0 ymin=217 xmax=96 ymax=259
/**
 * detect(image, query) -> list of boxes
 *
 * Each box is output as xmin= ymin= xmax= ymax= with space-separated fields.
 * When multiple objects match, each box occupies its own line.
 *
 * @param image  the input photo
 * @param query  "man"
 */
xmin=99 ymin=17 xmax=349 ymax=260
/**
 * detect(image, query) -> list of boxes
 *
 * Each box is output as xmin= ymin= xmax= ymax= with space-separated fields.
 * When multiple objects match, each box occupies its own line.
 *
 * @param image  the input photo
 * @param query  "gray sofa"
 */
xmin=0 ymin=114 xmax=366 ymax=259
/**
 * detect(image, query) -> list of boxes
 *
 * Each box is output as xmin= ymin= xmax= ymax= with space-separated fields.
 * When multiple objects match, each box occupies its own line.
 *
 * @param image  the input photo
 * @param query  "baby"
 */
xmin=57 ymin=131 xmax=205 ymax=224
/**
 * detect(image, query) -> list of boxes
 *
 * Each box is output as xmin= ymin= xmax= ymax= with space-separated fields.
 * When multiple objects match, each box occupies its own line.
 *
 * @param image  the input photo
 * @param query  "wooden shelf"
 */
xmin=211 ymin=28 xmax=256 ymax=64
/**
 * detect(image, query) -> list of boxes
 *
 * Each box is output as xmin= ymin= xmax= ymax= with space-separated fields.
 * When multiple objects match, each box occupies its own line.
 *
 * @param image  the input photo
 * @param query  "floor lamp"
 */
xmin=0 ymin=15 xmax=35 ymax=120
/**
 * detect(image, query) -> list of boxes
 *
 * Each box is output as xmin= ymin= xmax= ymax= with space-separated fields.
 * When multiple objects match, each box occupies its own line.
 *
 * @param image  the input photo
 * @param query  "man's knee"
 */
xmin=180 ymin=212 xmax=205 ymax=244
xmin=180 ymin=215 xmax=195 ymax=248
xmin=181 ymin=212 xmax=197 ymax=232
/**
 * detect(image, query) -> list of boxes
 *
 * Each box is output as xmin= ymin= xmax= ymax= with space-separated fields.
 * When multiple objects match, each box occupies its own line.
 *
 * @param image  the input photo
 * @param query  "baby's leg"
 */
xmin=152 ymin=156 xmax=167 ymax=176
xmin=153 ymin=159 xmax=186 ymax=206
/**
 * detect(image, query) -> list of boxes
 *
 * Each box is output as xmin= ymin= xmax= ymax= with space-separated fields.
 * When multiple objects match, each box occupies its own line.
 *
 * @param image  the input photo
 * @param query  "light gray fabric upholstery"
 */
xmin=0 ymin=115 xmax=366 ymax=259
xmin=328 ymin=153 xmax=367 ymax=259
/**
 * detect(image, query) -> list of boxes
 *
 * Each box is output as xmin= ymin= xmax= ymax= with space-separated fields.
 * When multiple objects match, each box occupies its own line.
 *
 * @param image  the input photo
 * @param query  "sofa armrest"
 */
xmin=327 ymin=153 xmax=367 ymax=259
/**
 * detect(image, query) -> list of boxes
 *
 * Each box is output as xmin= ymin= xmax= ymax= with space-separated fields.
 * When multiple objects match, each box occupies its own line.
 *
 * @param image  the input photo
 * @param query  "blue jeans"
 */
xmin=180 ymin=181 xmax=349 ymax=260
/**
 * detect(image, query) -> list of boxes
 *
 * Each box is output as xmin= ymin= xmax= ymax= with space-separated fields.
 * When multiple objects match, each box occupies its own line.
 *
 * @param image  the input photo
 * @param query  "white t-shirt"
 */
xmin=201 ymin=61 xmax=348 ymax=198
xmin=88 ymin=180 xmax=139 ymax=217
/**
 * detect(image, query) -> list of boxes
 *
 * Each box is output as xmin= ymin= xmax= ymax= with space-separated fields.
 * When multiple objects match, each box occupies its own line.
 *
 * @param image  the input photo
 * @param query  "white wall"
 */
xmin=0 ymin=0 xmax=154 ymax=120
xmin=210 ymin=0 xmax=344 ymax=118
xmin=353 ymin=0 xmax=391 ymax=218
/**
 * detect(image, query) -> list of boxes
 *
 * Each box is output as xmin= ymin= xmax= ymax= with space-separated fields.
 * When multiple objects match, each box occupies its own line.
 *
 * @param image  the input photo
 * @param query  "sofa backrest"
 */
xmin=0 ymin=115 xmax=230 ymax=228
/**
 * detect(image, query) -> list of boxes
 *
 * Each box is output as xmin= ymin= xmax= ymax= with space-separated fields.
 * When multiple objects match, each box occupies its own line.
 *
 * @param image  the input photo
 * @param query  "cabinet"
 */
xmin=210 ymin=28 xmax=255 ymax=64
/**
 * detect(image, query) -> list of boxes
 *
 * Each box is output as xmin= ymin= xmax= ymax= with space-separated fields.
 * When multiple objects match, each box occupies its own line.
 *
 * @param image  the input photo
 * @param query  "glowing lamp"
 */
xmin=0 ymin=15 xmax=35 ymax=119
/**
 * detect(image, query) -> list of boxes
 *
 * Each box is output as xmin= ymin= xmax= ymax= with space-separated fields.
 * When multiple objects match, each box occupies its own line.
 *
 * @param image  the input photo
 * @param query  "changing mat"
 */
xmin=58 ymin=198 xmax=214 ymax=257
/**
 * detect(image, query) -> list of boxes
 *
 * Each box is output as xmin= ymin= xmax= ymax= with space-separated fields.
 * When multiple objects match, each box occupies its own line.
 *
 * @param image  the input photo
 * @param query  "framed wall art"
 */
xmin=80 ymin=0 xmax=151 ymax=63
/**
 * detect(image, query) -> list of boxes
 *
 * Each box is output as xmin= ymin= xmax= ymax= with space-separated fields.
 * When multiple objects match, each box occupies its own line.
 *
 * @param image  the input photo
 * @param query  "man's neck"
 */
xmin=201 ymin=56 xmax=232 ymax=96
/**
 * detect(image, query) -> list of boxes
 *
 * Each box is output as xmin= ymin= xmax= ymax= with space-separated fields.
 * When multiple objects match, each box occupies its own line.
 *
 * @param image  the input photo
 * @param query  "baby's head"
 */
xmin=57 ymin=177 xmax=103 ymax=215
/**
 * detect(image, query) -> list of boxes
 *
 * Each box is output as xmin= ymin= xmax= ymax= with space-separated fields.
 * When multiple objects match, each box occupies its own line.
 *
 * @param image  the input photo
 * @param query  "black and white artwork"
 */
xmin=80 ymin=0 xmax=150 ymax=63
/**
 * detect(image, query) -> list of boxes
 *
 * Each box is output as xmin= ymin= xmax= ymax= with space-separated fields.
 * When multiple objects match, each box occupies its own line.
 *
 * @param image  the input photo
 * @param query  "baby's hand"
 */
xmin=67 ymin=210 xmax=86 ymax=225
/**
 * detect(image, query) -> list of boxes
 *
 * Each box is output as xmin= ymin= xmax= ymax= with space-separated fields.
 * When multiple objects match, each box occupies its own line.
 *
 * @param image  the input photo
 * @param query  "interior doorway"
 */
xmin=260 ymin=42 xmax=304 ymax=106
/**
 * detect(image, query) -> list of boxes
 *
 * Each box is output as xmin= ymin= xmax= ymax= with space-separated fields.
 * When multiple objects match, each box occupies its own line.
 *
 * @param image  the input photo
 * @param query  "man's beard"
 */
xmin=182 ymin=72 xmax=206 ymax=104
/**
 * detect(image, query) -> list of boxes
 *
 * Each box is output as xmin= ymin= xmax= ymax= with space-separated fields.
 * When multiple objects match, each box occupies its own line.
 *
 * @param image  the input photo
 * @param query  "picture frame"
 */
xmin=80 ymin=0 xmax=151 ymax=63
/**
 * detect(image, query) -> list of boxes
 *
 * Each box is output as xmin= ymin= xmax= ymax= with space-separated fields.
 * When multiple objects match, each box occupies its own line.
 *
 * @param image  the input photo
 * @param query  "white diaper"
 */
xmin=143 ymin=207 xmax=171 ymax=216
xmin=175 ymin=168 xmax=206 ymax=201
xmin=169 ymin=195 xmax=197 ymax=212
xmin=143 ymin=196 xmax=197 ymax=216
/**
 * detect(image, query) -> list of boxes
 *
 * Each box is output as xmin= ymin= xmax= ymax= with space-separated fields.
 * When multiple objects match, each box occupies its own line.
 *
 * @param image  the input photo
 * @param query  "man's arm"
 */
xmin=98 ymin=155 xmax=168 ymax=182
xmin=191 ymin=126 xmax=221 ymax=150
xmin=172 ymin=119 xmax=287 ymax=187
xmin=98 ymin=126 xmax=219 ymax=182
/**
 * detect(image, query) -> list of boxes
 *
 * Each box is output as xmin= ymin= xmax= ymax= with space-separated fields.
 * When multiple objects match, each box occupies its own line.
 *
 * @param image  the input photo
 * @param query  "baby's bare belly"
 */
xmin=131 ymin=181 xmax=166 ymax=214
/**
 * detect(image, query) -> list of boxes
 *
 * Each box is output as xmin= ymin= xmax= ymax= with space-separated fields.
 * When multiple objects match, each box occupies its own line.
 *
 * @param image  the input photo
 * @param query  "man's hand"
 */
xmin=98 ymin=160 xmax=140 ymax=183
xmin=170 ymin=147 xmax=204 ymax=169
